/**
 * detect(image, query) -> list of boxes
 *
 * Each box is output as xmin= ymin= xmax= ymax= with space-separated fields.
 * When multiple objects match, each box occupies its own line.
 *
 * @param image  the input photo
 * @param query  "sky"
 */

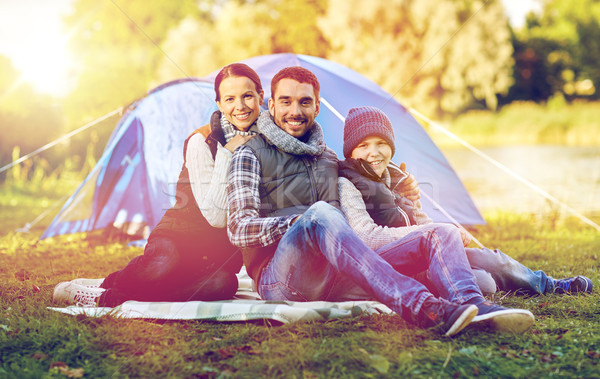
xmin=502 ymin=0 xmax=543 ymax=28
xmin=0 ymin=0 xmax=74 ymax=97
xmin=0 ymin=0 xmax=542 ymax=97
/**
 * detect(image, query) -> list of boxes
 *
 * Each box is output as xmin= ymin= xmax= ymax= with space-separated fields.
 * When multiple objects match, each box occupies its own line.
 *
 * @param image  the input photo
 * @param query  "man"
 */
xmin=226 ymin=66 xmax=534 ymax=337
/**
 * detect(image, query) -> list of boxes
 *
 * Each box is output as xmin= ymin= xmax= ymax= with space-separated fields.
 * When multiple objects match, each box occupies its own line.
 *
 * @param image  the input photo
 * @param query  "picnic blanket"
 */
xmin=48 ymin=269 xmax=393 ymax=324
xmin=48 ymin=299 xmax=392 ymax=324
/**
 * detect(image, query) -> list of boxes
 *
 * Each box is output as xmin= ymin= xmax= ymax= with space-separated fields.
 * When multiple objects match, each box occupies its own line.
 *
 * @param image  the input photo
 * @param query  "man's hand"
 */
xmin=397 ymin=162 xmax=420 ymax=202
xmin=224 ymin=135 xmax=255 ymax=153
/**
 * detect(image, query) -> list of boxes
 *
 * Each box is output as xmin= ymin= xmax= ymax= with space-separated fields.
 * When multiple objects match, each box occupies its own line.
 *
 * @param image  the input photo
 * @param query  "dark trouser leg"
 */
xmin=98 ymin=237 xmax=240 ymax=307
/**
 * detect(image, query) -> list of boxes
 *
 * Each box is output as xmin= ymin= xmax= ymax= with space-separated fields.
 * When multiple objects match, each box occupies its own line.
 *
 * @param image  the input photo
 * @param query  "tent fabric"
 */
xmin=42 ymin=53 xmax=483 ymax=240
xmin=42 ymin=78 xmax=218 ymax=238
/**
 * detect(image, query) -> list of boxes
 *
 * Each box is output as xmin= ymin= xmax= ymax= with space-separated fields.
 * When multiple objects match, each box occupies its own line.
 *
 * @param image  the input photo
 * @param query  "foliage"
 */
xmin=1 ymin=199 xmax=599 ymax=377
xmin=156 ymin=0 xmax=329 ymax=82
xmin=511 ymin=0 xmax=600 ymax=101
xmin=3 ymin=0 xmax=600 ymax=186
xmin=320 ymin=0 xmax=513 ymax=116
xmin=62 ymin=0 xmax=202 ymax=126
xmin=156 ymin=0 xmax=514 ymax=116
xmin=0 ymin=57 xmax=65 ymax=172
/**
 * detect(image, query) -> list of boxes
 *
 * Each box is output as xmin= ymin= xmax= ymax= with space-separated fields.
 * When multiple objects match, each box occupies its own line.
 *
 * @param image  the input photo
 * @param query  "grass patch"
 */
xmin=431 ymin=100 xmax=600 ymax=147
xmin=1 ymin=190 xmax=600 ymax=377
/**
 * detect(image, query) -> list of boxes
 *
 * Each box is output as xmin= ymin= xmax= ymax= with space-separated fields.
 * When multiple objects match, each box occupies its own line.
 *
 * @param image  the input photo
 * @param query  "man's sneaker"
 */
xmin=554 ymin=276 xmax=593 ymax=294
xmin=71 ymin=278 xmax=105 ymax=289
xmin=418 ymin=298 xmax=478 ymax=337
xmin=53 ymin=282 xmax=103 ymax=307
xmin=470 ymin=300 xmax=534 ymax=333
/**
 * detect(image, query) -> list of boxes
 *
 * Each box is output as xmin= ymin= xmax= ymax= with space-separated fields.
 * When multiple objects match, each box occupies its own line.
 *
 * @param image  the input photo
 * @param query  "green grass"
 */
xmin=1 ymin=186 xmax=600 ymax=378
xmin=431 ymin=100 xmax=600 ymax=147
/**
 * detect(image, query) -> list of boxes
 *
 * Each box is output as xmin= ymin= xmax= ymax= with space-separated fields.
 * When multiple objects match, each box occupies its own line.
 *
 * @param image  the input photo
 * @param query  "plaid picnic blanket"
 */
xmin=48 ymin=268 xmax=393 ymax=324
xmin=48 ymin=299 xmax=392 ymax=324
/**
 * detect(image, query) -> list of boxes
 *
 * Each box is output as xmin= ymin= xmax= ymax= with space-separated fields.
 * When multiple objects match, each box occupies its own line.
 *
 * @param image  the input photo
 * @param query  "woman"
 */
xmin=53 ymin=63 xmax=265 ymax=307
xmin=338 ymin=106 xmax=591 ymax=298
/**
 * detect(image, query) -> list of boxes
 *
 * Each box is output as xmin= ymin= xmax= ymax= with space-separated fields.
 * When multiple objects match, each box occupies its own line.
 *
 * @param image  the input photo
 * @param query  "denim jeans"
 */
xmin=98 ymin=236 xmax=241 ymax=307
xmin=466 ymin=247 xmax=554 ymax=295
xmin=258 ymin=202 xmax=483 ymax=321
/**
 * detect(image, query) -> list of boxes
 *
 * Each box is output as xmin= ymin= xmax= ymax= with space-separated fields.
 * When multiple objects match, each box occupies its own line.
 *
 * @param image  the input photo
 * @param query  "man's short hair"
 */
xmin=271 ymin=66 xmax=320 ymax=99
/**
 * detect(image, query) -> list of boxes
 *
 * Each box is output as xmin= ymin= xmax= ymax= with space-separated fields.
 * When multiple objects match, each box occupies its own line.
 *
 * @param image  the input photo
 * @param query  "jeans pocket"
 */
xmin=258 ymin=280 xmax=305 ymax=302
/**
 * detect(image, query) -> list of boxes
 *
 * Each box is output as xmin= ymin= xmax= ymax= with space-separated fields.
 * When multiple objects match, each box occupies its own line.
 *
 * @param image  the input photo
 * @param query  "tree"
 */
xmin=0 ymin=57 xmax=64 ymax=175
xmin=155 ymin=0 xmax=329 ymax=83
xmin=512 ymin=0 xmax=600 ymax=100
xmin=576 ymin=19 xmax=600 ymax=98
xmin=319 ymin=0 xmax=514 ymax=116
xmin=62 ymin=0 xmax=201 ymax=126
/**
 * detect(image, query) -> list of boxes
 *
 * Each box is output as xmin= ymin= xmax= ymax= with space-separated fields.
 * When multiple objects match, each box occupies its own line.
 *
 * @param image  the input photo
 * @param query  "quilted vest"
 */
xmin=241 ymin=134 xmax=340 ymax=281
xmin=338 ymin=159 xmax=415 ymax=228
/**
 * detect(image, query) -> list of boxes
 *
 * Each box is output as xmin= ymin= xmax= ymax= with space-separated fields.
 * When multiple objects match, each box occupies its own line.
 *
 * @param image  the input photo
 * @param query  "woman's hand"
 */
xmin=397 ymin=162 xmax=420 ymax=202
xmin=224 ymin=134 xmax=255 ymax=153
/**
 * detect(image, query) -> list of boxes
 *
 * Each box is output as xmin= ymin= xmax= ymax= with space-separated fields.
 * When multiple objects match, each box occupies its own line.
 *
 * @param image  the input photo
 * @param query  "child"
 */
xmin=338 ymin=106 xmax=592 ymax=299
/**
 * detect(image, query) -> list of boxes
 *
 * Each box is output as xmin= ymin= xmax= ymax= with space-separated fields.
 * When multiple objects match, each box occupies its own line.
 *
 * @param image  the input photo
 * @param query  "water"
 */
xmin=441 ymin=145 xmax=600 ymax=216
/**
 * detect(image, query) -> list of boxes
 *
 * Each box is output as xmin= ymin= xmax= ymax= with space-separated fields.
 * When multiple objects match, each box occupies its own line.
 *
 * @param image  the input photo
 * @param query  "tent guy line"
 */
xmin=0 ymin=108 xmax=123 ymax=175
xmin=420 ymin=190 xmax=485 ymax=248
xmin=16 ymin=194 xmax=70 ymax=233
xmin=408 ymin=106 xmax=600 ymax=232
xmin=10 ymin=55 xmax=598 ymax=235
xmin=109 ymin=0 xmax=186 ymax=79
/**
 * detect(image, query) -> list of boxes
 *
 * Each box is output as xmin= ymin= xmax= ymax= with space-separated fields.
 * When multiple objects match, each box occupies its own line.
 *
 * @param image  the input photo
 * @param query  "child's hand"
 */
xmin=397 ymin=162 xmax=420 ymax=202
xmin=457 ymin=227 xmax=472 ymax=247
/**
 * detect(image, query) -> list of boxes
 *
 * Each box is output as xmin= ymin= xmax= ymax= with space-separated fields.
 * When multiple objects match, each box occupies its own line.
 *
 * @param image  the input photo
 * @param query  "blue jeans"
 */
xmin=258 ymin=202 xmax=483 ymax=321
xmin=466 ymin=247 xmax=554 ymax=295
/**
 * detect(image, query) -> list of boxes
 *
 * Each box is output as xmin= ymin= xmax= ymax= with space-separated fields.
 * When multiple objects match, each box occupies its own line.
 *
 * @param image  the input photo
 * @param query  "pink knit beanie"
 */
xmin=343 ymin=106 xmax=395 ymax=158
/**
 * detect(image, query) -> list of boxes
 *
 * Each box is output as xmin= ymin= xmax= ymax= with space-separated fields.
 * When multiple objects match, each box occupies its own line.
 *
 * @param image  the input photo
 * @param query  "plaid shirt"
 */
xmin=226 ymin=145 xmax=297 ymax=248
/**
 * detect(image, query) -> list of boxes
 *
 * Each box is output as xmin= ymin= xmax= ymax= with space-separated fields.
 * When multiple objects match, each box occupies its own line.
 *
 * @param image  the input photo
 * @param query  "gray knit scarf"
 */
xmin=256 ymin=111 xmax=326 ymax=156
xmin=220 ymin=114 xmax=259 ymax=143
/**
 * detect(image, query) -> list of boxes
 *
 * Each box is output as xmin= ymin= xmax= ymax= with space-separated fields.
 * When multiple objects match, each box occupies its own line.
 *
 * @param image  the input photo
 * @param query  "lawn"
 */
xmin=433 ymin=100 xmax=600 ymax=148
xmin=1 ymin=184 xmax=600 ymax=378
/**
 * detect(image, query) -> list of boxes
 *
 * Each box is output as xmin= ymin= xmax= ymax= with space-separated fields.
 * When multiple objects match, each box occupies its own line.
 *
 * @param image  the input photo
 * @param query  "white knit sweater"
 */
xmin=185 ymin=133 xmax=232 ymax=228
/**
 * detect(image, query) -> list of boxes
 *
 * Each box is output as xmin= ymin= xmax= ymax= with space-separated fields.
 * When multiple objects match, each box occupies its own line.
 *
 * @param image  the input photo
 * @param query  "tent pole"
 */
xmin=320 ymin=97 xmax=346 ymax=122
xmin=408 ymin=107 xmax=600 ymax=232
xmin=0 ymin=107 xmax=123 ymax=175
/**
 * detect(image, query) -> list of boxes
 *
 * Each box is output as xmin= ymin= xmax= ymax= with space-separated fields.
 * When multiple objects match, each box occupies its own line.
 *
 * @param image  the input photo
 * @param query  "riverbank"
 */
xmin=440 ymin=145 xmax=600 ymax=219
xmin=428 ymin=100 xmax=600 ymax=148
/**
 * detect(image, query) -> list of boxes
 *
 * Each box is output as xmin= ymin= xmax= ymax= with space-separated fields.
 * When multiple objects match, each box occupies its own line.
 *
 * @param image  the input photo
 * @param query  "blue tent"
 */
xmin=42 ymin=53 xmax=483 ymax=240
